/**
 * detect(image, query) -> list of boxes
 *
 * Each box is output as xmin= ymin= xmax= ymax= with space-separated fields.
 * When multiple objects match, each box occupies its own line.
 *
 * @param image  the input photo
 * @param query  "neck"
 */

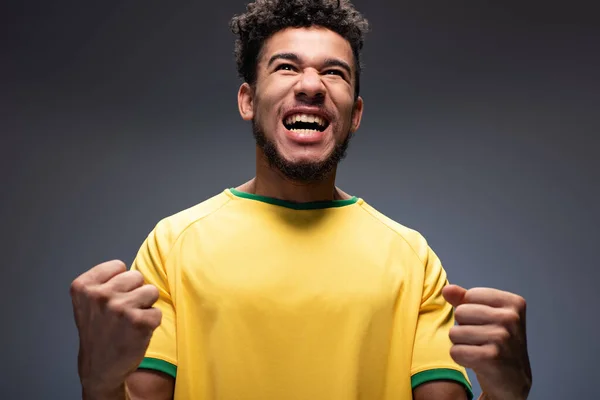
xmin=236 ymin=147 xmax=350 ymax=203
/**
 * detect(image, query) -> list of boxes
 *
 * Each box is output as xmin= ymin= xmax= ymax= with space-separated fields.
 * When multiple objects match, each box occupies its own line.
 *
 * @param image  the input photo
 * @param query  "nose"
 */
xmin=295 ymin=68 xmax=326 ymax=102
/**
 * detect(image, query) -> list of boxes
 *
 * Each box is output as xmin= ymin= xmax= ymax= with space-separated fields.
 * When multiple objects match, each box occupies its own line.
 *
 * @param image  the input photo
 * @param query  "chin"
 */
xmin=272 ymin=142 xmax=347 ymax=182
xmin=278 ymin=145 xmax=334 ymax=165
xmin=253 ymin=119 xmax=353 ymax=182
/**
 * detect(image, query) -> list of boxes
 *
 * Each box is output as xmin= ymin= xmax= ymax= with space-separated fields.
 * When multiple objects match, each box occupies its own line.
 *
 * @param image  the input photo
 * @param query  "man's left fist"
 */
xmin=443 ymin=284 xmax=532 ymax=400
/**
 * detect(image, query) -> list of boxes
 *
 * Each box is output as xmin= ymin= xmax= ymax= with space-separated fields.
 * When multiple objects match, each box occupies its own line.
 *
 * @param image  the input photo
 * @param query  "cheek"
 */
xmin=328 ymin=86 xmax=356 ymax=117
xmin=257 ymin=77 xmax=292 ymax=105
xmin=254 ymin=97 xmax=283 ymax=127
xmin=253 ymin=101 xmax=277 ymax=129
xmin=333 ymin=103 xmax=357 ymax=133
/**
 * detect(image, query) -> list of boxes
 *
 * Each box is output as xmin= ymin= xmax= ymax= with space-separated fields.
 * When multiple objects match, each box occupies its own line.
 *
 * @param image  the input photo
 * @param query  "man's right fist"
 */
xmin=70 ymin=260 xmax=162 ymax=397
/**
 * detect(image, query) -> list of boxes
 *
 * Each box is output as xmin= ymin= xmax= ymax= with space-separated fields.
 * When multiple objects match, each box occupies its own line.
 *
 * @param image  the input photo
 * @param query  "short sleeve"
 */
xmin=129 ymin=223 xmax=177 ymax=379
xmin=411 ymin=246 xmax=473 ymax=399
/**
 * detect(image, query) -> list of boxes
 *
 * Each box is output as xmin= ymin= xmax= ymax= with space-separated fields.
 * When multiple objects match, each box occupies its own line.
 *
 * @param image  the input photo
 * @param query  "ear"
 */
xmin=350 ymin=96 xmax=364 ymax=133
xmin=238 ymin=82 xmax=254 ymax=121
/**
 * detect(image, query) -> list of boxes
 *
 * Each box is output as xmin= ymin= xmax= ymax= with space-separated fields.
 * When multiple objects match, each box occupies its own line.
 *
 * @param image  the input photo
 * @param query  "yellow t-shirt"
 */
xmin=129 ymin=188 xmax=473 ymax=399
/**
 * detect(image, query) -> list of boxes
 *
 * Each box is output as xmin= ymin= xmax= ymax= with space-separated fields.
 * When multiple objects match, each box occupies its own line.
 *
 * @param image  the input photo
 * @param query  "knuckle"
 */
xmin=69 ymin=278 xmax=86 ymax=296
xmin=100 ymin=261 xmax=125 ymax=276
xmin=449 ymin=345 xmax=470 ymax=366
xmin=489 ymin=344 xmax=501 ymax=360
xmin=501 ymin=309 xmax=520 ymax=325
xmin=130 ymin=311 xmax=158 ymax=332
xmin=127 ymin=311 xmax=147 ymax=329
xmin=514 ymin=295 xmax=527 ymax=311
xmin=113 ymin=260 xmax=127 ymax=270
xmin=105 ymin=259 xmax=127 ymax=273
xmin=127 ymin=270 xmax=144 ymax=284
xmin=448 ymin=326 xmax=460 ymax=342
xmin=496 ymin=328 xmax=511 ymax=343
xmin=150 ymin=308 xmax=163 ymax=329
xmin=463 ymin=287 xmax=484 ymax=303
xmin=147 ymin=284 xmax=160 ymax=299
xmin=449 ymin=345 xmax=462 ymax=360
xmin=454 ymin=305 xmax=466 ymax=320
xmin=89 ymin=287 xmax=111 ymax=304
xmin=140 ymin=284 xmax=160 ymax=303
xmin=107 ymin=298 xmax=127 ymax=316
xmin=462 ymin=289 xmax=475 ymax=303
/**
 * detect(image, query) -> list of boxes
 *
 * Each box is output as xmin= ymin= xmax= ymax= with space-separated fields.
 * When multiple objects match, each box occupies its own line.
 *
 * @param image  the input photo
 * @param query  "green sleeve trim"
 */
xmin=411 ymin=368 xmax=473 ymax=400
xmin=138 ymin=357 xmax=177 ymax=379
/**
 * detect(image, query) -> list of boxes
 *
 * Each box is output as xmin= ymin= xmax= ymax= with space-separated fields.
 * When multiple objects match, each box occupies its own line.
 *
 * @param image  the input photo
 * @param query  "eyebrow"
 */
xmin=267 ymin=52 xmax=352 ymax=76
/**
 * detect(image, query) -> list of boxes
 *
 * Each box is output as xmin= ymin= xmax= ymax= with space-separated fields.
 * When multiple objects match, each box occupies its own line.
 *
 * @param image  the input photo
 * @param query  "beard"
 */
xmin=252 ymin=120 xmax=354 ymax=183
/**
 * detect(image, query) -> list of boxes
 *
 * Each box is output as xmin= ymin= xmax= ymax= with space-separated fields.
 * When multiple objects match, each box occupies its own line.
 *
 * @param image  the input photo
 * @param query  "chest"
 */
xmin=174 ymin=224 xmax=418 ymax=319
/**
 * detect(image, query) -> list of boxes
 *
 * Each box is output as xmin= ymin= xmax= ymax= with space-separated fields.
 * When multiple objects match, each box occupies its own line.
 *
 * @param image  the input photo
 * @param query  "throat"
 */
xmin=239 ymin=176 xmax=345 ymax=205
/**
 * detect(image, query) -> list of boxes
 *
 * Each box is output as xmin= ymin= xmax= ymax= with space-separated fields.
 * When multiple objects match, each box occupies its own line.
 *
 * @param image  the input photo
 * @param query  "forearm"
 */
xmin=477 ymin=393 xmax=528 ymax=400
xmin=82 ymin=383 xmax=127 ymax=400
xmin=477 ymin=385 xmax=530 ymax=400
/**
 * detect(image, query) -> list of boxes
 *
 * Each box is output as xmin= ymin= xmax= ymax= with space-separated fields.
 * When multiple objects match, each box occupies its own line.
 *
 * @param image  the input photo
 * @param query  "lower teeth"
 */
xmin=290 ymin=129 xmax=319 ymax=134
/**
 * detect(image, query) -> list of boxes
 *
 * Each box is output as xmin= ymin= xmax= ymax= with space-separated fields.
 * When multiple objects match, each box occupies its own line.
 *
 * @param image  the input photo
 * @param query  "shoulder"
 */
xmin=151 ymin=190 xmax=232 ymax=246
xmin=356 ymin=199 xmax=431 ymax=262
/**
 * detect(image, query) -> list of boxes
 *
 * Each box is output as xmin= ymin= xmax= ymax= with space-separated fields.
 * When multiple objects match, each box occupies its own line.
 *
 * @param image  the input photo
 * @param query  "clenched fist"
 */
xmin=443 ymin=284 xmax=532 ymax=400
xmin=70 ymin=260 xmax=162 ymax=398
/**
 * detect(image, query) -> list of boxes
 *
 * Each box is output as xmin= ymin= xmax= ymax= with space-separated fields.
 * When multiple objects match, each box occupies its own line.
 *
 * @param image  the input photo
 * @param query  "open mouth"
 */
xmin=283 ymin=114 xmax=330 ymax=133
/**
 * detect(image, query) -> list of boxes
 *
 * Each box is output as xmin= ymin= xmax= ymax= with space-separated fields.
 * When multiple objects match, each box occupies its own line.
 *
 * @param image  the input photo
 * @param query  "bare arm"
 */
xmin=413 ymin=381 xmax=469 ymax=400
xmin=125 ymin=370 xmax=175 ymax=400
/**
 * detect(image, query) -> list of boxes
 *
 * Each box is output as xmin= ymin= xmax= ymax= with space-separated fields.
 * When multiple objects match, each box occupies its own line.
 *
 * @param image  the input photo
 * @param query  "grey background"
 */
xmin=2 ymin=1 xmax=598 ymax=398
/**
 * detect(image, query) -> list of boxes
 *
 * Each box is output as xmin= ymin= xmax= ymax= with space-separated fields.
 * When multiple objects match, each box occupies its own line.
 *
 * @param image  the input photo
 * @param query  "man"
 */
xmin=70 ymin=1 xmax=532 ymax=399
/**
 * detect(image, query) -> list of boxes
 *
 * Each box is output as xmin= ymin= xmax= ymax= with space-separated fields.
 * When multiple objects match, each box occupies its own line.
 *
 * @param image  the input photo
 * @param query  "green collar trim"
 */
xmin=228 ymin=188 xmax=358 ymax=210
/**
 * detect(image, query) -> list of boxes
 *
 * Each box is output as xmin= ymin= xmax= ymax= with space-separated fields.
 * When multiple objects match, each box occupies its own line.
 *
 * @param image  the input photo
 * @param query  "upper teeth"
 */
xmin=285 ymin=114 xmax=327 ymax=127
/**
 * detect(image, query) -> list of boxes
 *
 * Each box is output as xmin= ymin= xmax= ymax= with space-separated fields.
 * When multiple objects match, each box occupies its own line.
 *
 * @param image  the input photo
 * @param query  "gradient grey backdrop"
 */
xmin=2 ymin=1 xmax=599 ymax=398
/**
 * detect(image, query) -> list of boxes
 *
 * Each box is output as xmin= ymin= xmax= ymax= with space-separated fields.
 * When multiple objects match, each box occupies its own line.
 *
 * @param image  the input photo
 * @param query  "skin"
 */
xmin=443 ymin=285 xmax=532 ymax=400
xmin=237 ymin=26 xmax=363 ymax=203
xmin=69 ymin=260 xmax=167 ymax=400
xmin=70 ymin=26 xmax=531 ymax=400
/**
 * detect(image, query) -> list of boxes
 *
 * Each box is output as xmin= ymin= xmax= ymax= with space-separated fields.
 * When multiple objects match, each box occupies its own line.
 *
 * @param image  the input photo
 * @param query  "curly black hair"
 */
xmin=230 ymin=0 xmax=369 ymax=99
